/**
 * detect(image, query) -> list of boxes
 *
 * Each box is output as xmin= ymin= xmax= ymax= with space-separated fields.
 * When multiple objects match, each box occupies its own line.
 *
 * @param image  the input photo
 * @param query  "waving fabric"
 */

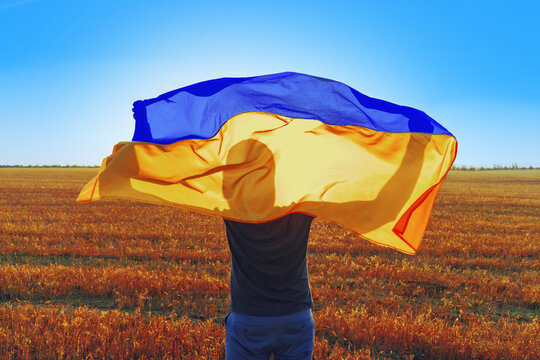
xmin=77 ymin=72 xmax=457 ymax=254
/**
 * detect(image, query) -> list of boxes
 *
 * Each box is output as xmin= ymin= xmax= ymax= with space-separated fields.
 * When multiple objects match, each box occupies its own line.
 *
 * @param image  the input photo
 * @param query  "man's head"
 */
xmin=222 ymin=139 xmax=276 ymax=218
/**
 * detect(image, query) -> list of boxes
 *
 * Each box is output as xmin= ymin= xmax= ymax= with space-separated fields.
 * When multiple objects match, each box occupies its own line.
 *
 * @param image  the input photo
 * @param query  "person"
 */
xmin=222 ymin=140 xmax=316 ymax=359
xmin=220 ymin=115 xmax=433 ymax=358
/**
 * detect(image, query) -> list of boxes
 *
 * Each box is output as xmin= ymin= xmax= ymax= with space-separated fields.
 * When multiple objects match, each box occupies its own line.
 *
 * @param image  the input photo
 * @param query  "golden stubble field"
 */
xmin=0 ymin=168 xmax=538 ymax=359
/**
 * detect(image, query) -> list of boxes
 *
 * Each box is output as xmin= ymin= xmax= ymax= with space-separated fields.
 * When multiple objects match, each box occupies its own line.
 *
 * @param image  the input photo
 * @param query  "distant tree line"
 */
xmin=451 ymin=164 xmax=538 ymax=171
xmin=1 ymin=164 xmax=538 ymax=171
xmin=0 ymin=165 xmax=99 ymax=168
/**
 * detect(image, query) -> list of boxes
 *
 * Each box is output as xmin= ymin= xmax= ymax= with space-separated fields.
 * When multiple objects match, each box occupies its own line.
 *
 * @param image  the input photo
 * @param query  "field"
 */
xmin=0 ymin=168 xmax=538 ymax=359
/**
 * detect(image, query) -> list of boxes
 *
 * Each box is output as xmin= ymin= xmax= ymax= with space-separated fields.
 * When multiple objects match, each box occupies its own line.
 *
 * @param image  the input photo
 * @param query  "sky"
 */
xmin=1 ymin=0 xmax=539 ymax=167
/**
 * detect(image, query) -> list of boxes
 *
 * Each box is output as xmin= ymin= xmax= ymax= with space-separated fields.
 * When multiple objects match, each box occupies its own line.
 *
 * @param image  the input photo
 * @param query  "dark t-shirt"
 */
xmin=224 ymin=213 xmax=314 ymax=316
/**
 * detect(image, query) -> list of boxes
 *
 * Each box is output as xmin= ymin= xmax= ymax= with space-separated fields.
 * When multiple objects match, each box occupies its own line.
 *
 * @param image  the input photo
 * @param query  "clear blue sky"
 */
xmin=1 ymin=0 xmax=539 ymax=167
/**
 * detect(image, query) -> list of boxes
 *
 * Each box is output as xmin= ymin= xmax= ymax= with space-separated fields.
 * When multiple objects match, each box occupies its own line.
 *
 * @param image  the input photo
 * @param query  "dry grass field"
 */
xmin=0 ymin=168 xmax=538 ymax=359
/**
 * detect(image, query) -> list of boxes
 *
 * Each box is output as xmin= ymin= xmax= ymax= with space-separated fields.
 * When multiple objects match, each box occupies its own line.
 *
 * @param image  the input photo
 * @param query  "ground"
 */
xmin=0 ymin=168 xmax=538 ymax=359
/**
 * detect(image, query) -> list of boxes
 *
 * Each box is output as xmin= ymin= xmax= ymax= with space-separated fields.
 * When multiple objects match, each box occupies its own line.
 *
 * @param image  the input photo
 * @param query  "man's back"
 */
xmin=224 ymin=213 xmax=316 ymax=359
xmin=224 ymin=212 xmax=314 ymax=316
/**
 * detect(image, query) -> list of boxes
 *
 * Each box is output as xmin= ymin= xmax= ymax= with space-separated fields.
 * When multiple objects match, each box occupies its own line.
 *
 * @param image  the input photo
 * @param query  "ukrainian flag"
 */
xmin=77 ymin=72 xmax=457 ymax=254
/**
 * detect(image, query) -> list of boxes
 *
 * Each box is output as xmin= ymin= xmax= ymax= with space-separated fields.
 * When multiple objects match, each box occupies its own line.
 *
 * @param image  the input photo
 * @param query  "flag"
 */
xmin=77 ymin=72 xmax=457 ymax=254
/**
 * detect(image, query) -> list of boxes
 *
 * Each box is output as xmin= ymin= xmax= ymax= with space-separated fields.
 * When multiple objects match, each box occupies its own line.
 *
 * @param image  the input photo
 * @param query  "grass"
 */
xmin=0 ymin=168 xmax=538 ymax=359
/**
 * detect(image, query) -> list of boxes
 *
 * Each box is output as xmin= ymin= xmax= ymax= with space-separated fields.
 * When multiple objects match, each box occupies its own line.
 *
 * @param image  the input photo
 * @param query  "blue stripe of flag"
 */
xmin=132 ymin=72 xmax=452 ymax=144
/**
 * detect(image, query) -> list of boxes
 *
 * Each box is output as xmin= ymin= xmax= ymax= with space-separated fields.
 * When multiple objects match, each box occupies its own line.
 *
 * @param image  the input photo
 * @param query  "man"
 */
xmin=220 ymin=115 xmax=433 ymax=358
xmin=222 ymin=139 xmax=315 ymax=359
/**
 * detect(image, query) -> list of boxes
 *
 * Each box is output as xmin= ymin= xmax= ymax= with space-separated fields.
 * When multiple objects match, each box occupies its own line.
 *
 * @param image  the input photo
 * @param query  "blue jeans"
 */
xmin=225 ymin=309 xmax=315 ymax=360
